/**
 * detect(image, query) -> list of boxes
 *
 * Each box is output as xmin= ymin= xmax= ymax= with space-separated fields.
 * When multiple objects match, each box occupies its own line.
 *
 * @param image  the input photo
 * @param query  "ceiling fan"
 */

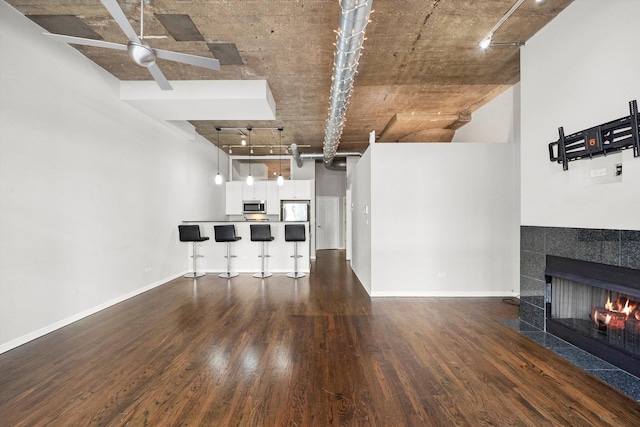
xmin=44 ymin=0 xmax=220 ymax=90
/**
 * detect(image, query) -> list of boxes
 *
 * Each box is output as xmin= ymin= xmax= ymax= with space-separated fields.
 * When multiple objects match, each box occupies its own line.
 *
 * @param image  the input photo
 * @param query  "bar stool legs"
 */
xmin=220 ymin=240 xmax=239 ymax=278
xmin=187 ymin=241 xmax=206 ymax=278
xmin=214 ymin=225 xmax=242 ymax=279
xmin=253 ymin=241 xmax=273 ymax=278
xmin=287 ymin=240 xmax=306 ymax=278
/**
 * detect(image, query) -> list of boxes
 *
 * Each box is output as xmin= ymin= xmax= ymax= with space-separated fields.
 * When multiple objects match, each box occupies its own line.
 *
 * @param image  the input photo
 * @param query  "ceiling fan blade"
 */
xmin=147 ymin=64 xmax=173 ymax=90
xmin=154 ymin=49 xmax=221 ymax=71
xmin=45 ymin=33 xmax=127 ymax=51
xmin=100 ymin=0 xmax=141 ymax=43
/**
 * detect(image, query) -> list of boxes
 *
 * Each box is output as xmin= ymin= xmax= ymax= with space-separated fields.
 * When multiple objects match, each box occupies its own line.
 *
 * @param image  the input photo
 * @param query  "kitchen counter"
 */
xmin=181 ymin=221 xmax=310 ymax=275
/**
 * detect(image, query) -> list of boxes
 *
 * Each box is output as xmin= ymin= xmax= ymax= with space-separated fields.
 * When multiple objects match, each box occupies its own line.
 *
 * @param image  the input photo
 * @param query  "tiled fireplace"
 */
xmin=520 ymin=227 xmax=640 ymax=329
xmin=520 ymin=227 xmax=640 ymax=375
xmin=545 ymin=256 xmax=640 ymax=376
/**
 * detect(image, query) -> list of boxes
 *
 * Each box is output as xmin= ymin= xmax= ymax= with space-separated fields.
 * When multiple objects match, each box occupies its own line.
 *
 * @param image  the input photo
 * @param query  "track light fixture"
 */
xmin=277 ymin=127 xmax=284 ymax=186
xmin=479 ymin=0 xmax=540 ymax=50
xmin=246 ymin=126 xmax=253 ymax=186
xmin=215 ymin=127 xmax=223 ymax=185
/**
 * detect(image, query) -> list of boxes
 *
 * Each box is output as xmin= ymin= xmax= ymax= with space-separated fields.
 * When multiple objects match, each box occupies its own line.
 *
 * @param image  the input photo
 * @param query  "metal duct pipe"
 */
xmin=322 ymin=0 xmax=373 ymax=166
xmin=290 ymin=143 xmax=304 ymax=168
xmin=290 ymin=143 xmax=361 ymax=169
xmin=299 ymin=152 xmax=362 ymax=159
xmin=324 ymin=160 xmax=347 ymax=171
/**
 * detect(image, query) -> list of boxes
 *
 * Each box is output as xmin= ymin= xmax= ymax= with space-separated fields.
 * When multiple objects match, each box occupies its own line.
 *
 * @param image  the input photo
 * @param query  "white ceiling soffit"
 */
xmin=119 ymin=80 xmax=276 ymax=121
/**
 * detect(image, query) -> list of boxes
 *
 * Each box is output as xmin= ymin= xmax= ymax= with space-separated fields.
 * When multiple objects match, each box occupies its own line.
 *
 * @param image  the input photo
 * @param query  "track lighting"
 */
xmin=215 ymin=127 xmax=223 ymax=185
xmin=479 ymin=34 xmax=492 ymax=50
xmin=277 ymin=127 xmax=284 ymax=186
xmin=478 ymin=0 xmax=538 ymax=50
xmin=246 ymin=127 xmax=253 ymax=186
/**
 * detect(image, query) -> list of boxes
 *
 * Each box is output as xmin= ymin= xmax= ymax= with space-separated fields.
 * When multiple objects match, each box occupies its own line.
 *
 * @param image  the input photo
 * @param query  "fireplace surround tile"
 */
xmin=520 ymin=275 xmax=545 ymax=297
xmin=520 ymin=251 xmax=545 ymax=280
xmin=621 ymin=230 xmax=640 ymax=269
xmin=520 ymin=301 xmax=544 ymax=330
xmin=577 ymin=228 xmax=620 ymax=242
xmin=522 ymin=331 xmax=572 ymax=348
xmin=545 ymin=227 xmax=578 ymax=259
xmin=575 ymin=228 xmax=622 ymax=265
xmin=588 ymin=370 xmax=640 ymax=401
xmin=521 ymin=226 xmax=545 ymax=253
xmin=502 ymin=320 xmax=640 ymax=402
xmin=551 ymin=347 xmax=618 ymax=371
xmin=520 ymin=295 xmax=544 ymax=308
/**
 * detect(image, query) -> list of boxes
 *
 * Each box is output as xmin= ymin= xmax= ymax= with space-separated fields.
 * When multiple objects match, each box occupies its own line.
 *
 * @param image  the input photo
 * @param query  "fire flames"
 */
xmin=592 ymin=294 xmax=640 ymax=330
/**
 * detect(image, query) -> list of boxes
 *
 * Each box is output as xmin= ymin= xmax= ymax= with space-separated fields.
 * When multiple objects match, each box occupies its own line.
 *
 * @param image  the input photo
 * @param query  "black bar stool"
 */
xmin=285 ymin=224 xmax=306 ymax=278
xmin=214 ymin=225 xmax=242 ymax=278
xmin=250 ymin=224 xmax=275 ymax=278
xmin=178 ymin=225 xmax=209 ymax=278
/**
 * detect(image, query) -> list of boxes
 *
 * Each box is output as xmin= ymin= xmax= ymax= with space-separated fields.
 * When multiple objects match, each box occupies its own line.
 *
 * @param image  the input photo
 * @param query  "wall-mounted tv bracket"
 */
xmin=548 ymin=100 xmax=639 ymax=170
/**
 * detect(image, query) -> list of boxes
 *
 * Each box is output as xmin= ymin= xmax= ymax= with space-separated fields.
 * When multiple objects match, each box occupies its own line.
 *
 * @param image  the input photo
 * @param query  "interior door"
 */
xmin=316 ymin=196 xmax=339 ymax=250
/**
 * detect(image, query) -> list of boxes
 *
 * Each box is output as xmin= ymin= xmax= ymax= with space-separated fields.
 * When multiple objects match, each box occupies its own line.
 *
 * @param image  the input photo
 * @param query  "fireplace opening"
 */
xmin=545 ymin=256 xmax=640 ymax=377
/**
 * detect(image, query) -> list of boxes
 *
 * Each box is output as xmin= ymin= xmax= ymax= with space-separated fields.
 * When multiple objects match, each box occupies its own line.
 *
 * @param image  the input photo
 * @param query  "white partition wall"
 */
xmin=0 ymin=3 xmax=224 ymax=351
xmin=364 ymin=143 xmax=519 ymax=296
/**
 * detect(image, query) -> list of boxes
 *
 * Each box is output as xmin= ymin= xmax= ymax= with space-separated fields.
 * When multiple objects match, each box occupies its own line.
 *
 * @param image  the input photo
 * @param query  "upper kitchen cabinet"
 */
xmin=266 ymin=181 xmax=279 ymax=214
xmin=242 ymin=180 xmax=264 ymax=201
xmin=225 ymin=181 xmax=244 ymax=215
xmin=279 ymin=180 xmax=311 ymax=200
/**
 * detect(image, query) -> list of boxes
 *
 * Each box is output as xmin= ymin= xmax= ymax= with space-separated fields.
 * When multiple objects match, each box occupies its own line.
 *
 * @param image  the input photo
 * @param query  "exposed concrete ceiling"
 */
xmin=6 ymin=0 xmax=573 ymax=156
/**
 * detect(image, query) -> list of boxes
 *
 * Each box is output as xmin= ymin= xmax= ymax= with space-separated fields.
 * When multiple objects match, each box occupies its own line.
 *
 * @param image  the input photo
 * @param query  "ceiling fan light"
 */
xmin=127 ymin=41 xmax=156 ymax=67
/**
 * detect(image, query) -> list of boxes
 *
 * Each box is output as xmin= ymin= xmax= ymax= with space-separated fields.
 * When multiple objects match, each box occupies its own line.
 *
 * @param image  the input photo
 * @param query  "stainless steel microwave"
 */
xmin=243 ymin=200 xmax=266 ymax=214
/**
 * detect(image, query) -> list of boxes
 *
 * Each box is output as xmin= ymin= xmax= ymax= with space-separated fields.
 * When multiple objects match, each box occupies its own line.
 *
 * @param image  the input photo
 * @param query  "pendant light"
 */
xmin=214 ymin=127 xmax=223 ymax=185
xmin=246 ymin=126 xmax=254 ymax=186
xmin=277 ymin=127 xmax=284 ymax=186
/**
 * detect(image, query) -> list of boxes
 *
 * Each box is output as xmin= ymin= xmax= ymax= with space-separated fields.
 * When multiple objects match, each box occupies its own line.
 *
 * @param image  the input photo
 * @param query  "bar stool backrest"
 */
xmin=214 ymin=225 xmax=239 ymax=242
xmin=250 ymin=224 xmax=274 ymax=242
xmin=285 ymin=224 xmax=305 ymax=242
xmin=179 ymin=225 xmax=208 ymax=242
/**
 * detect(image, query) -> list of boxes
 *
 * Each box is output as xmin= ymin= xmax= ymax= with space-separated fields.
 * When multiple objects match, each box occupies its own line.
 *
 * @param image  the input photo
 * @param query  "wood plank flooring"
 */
xmin=1 ymin=250 xmax=639 ymax=426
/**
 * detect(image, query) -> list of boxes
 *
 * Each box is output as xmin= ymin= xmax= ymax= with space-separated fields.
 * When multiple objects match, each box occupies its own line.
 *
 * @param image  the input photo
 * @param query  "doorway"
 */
xmin=316 ymin=196 xmax=340 ymax=250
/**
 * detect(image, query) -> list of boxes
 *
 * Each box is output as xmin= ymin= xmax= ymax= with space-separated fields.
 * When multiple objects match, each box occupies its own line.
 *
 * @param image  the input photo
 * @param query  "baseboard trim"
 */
xmin=0 ymin=271 xmax=187 ymax=354
xmin=370 ymin=291 xmax=518 ymax=297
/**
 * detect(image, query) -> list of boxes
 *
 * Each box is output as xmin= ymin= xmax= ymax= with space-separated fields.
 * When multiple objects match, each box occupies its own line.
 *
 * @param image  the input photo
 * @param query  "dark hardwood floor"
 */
xmin=1 ymin=250 xmax=639 ymax=426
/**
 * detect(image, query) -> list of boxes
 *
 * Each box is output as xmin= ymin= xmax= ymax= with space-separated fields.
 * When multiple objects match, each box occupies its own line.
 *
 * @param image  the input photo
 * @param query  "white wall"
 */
xmin=0 ymin=3 xmax=225 ymax=351
xmin=291 ymin=159 xmax=316 ymax=180
xmin=367 ymin=143 xmax=519 ymax=296
xmin=453 ymin=84 xmax=518 ymax=143
xmin=520 ymin=0 xmax=640 ymax=229
xmin=349 ymin=150 xmax=372 ymax=293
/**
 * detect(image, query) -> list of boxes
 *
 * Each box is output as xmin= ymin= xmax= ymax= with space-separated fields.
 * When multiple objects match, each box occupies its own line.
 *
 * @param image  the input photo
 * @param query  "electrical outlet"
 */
xmin=438 ymin=272 xmax=447 ymax=277
xmin=589 ymin=168 xmax=607 ymax=178
xmin=145 ymin=266 xmax=152 ymax=272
